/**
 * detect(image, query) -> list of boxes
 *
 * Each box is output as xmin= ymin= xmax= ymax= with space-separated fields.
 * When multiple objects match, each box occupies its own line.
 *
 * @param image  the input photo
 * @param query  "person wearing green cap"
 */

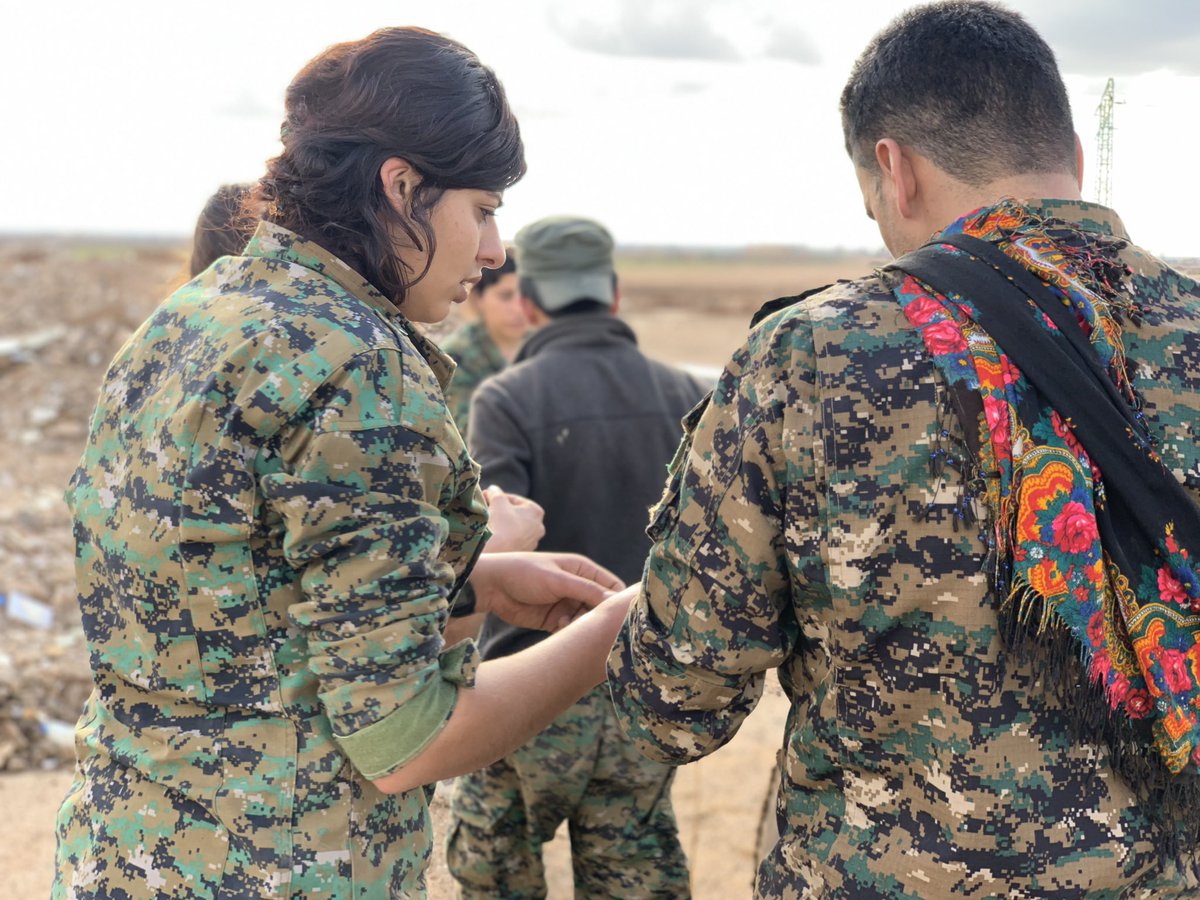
xmin=446 ymin=216 xmax=706 ymax=898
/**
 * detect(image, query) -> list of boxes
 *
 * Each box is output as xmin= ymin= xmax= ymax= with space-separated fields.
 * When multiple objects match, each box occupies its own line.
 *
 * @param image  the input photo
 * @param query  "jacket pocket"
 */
xmin=179 ymin=439 xmax=280 ymax=712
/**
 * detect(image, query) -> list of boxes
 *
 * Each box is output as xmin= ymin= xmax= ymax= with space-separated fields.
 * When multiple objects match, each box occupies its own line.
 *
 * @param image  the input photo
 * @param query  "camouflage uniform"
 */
xmin=448 ymin=685 xmax=687 ymax=898
xmin=608 ymin=200 xmax=1200 ymax=898
xmin=439 ymin=320 xmax=507 ymax=438
xmin=54 ymin=221 xmax=489 ymax=898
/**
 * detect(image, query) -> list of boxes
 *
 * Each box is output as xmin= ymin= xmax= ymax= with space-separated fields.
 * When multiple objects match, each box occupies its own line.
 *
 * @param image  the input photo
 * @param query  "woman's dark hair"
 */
xmin=472 ymin=254 xmax=516 ymax=296
xmin=840 ymin=1 xmax=1077 ymax=186
xmin=190 ymin=183 xmax=255 ymax=276
xmin=254 ymin=27 xmax=526 ymax=304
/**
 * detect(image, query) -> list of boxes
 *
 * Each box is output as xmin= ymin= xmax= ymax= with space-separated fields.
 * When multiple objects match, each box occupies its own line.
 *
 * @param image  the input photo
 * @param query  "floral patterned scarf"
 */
xmin=887 ymin=201 xmax=1200 ymax=822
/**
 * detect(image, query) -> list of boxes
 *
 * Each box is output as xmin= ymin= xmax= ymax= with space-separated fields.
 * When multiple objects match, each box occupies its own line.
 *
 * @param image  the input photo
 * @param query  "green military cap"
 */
xmin=513 ymin=216 xmax=615 ymax=311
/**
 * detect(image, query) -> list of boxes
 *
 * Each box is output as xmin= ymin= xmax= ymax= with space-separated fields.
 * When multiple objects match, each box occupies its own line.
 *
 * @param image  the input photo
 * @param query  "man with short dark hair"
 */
xmin=446 ymin=216 xmax=704 ymax=898
xmin=608 ymin=2 xmax=1200 ymax=895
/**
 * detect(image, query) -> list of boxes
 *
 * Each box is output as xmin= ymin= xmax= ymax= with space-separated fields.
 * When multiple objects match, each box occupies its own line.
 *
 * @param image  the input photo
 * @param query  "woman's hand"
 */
xmin=482 ymin=485 xmax=545 ymax=553
xmin=469 ymin=551 xmax=624 ymax=632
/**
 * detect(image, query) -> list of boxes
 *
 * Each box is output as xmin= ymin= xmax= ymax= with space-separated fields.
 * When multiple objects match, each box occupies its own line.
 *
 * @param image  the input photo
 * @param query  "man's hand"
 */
xmin=482 ymin=486 xmax=545 ymax=553
xmin=470 ymin=552 xmax=625 ymax=632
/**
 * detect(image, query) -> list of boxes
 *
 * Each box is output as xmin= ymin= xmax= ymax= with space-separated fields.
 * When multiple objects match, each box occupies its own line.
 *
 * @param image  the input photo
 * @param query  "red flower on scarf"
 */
xmin=1159 ymin=566 xmax=1189 ymax=606
xmin=1051 ymin=411 xmax=1087 ymax=460
xmin=905 ymin=295 xmax=944 ymax=326
xmin=983 ymin=396 xmax=1010 ymax=448
xmin=1162 ymin=649 xmax=1194 ymax=694
xmin=1051 ymin=501 xmax=1098 ymax=554
xmin=1108 ymin=671 xmax=1132 ymax=706
xmin=1126 ymin=690 xmax=1152 ymax=719
xmin=1087 ymin=609 xmax=1105 ymax=647
xmin=923 ymin=320 xmax=968 ymax=356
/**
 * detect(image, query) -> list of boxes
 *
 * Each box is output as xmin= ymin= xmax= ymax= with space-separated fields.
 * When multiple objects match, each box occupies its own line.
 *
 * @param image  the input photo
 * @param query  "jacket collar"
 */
xmin=514 ymin=312 xmax=637 ymax=364
xmin=1019 ymin=199 xmax=1130 ymax=241
xmin=242 ymin=220 xmax=457 ymax=389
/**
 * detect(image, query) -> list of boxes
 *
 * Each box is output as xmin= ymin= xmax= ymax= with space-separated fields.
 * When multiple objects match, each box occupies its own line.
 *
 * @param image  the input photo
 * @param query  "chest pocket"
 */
xmin=180 ymin=436 xmax=281 ymax=712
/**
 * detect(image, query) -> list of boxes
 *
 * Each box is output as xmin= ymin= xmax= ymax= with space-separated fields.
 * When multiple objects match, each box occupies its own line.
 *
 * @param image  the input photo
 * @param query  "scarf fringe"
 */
xmin=999 ymin=596 xmax=1200 ymax=870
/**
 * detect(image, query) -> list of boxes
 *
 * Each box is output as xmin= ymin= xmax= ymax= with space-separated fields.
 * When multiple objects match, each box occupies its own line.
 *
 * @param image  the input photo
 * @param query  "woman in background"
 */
xmin=55 ymin=27 xmax=633 ymax=899
xmin=441 ymin=255 xmax=526 ymax=436
xmin=188 ymin=182 xmax=255 ymax=277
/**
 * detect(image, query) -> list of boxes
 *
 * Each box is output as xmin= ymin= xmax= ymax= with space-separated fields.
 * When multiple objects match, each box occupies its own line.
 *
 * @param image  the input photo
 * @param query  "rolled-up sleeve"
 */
xmin=608 ymin=308 xmax=816 ymax=764
xmin=262 ymin=348 xmax=481 ymax=779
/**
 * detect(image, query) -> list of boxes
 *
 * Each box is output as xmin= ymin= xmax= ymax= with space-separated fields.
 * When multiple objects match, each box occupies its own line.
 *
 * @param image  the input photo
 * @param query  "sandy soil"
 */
xmin=0 ymin=237 xmax=878 ymax=899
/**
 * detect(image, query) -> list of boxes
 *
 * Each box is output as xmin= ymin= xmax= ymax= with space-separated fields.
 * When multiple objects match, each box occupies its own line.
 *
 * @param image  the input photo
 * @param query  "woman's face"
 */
xmin=472 ymin=272 xmax=526 ymax=345
xmin=398 ymin=187 xmax=505 ymax=324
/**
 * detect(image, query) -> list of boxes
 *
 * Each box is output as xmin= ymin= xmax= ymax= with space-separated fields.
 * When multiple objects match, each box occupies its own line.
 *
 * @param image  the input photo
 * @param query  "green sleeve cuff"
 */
xmin=335 ymin=640 xmax=480 ymax=780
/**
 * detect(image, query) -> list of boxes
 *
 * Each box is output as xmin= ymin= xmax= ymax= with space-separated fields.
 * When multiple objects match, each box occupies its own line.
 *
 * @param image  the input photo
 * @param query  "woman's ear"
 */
xmin=379 ymin=157 xmax=422 ymax=213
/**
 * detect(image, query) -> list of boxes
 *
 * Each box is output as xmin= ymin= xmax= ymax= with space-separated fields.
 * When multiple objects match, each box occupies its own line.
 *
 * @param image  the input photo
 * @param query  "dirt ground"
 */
xmin=0 ymin=236 xmax=879 ymax=898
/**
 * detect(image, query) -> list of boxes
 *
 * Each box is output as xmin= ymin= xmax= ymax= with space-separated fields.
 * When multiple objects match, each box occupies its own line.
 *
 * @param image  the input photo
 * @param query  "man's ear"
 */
xmin=519 ymin=294 xmax=541 ymax=325
xmin=874 ymin=138 xmax=917 ymax=219
xmin=610 ymin=283 xmax=621 ymax=315
xmin=379 ymin=157 xmax=422 ymax=213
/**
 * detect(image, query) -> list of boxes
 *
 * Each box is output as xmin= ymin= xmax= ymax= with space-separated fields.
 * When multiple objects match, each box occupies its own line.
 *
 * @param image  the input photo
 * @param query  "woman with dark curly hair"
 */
xmin=54 ymin=28 xmax=633 ymax=898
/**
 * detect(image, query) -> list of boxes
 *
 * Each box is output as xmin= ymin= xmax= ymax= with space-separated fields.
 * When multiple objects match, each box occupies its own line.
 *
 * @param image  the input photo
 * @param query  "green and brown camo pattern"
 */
xmin=55 ymin=222 xmax=489 ymax=898
xmin=447 ymin=685 xmax=689 ymax=898
xmin=440 ymin=320 xmax=507 ymax=439
xmin=609 ymin=200 xmax=1200 ymax=898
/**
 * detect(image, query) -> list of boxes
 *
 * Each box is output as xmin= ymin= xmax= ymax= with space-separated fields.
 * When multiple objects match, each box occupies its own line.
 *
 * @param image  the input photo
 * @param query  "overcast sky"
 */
xmin=3 ymin=0 xmax=1198 ymax=256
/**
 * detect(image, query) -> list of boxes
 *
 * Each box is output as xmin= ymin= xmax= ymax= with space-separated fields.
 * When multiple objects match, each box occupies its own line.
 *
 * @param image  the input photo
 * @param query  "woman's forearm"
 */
xmin=371 ymin=587 xmax=634 ymax=794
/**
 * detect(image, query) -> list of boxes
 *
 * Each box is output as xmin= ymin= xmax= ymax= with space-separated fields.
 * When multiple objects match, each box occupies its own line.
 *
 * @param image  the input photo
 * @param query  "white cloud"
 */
xmin=1013 ymin=0 xmax=1200 ymax=76
xmin=548 ymin=0 xmax=740 ymax=61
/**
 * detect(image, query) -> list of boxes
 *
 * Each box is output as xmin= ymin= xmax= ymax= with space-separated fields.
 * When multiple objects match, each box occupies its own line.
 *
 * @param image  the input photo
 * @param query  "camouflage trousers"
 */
xmin=446 ymin=685 xmax=690 ymax=899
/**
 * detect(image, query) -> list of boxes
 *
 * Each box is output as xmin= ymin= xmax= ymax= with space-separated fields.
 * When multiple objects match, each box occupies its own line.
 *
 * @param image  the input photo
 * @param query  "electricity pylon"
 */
xmin=1095 ymin=78 xmax=1115 ymax=207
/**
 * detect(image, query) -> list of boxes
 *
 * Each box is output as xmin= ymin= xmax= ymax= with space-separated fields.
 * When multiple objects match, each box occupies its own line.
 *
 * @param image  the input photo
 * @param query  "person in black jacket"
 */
xmin=447 ymin=216 xmax=706 ymax=898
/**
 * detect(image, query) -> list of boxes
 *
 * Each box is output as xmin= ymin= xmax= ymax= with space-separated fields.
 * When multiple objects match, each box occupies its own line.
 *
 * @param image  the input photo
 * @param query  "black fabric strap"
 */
xmin=750 ymin=284 xmax=834 ymax=329
xmin=449 ymin=581 xmax=477 ymax=618
xmin=889 ymin=236 xmax=1200 ymax=578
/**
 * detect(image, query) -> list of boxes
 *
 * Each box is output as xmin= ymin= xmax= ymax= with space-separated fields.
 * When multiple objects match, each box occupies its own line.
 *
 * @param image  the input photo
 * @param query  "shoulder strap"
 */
xmin=750 ymin=284 xmax=834 ymax=329
xmin=889 ymin=235 xmax=1141 ymax=438
xmin=889 ymin=234 xmax=1200 ymax=569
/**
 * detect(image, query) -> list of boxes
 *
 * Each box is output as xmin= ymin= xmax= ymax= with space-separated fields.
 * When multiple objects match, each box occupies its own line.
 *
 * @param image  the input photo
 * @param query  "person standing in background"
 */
xmin=187 ymin=183 xmax=255 ymax=277
xmin=447 ymin=216 xmax=706 ymax=899
xmin=441 ymin=255 xmax=526 ymax=438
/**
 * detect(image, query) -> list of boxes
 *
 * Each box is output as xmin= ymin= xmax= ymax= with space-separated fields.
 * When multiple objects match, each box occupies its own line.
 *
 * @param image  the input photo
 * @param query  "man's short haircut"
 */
xmin=519 ymin=274 xmax=617 ymax=318
xmin=840 ymin=1 xmax=1077 ymax=186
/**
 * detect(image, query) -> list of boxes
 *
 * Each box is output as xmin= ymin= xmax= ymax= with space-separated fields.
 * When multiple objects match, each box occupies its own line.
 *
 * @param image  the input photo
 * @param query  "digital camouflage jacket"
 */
xmin=440 ymin=320 xmax=507 ymax=438
xmin=608 ymin=201 xmax=1200 ymax=898
xmin=55 ymin=222 xmax=488 ymax=898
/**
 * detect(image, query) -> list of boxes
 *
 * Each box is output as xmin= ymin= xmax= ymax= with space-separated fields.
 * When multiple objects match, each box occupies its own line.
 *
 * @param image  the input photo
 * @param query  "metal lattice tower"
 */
xmin=1094 ymin=78 xmax=1115 ymax=207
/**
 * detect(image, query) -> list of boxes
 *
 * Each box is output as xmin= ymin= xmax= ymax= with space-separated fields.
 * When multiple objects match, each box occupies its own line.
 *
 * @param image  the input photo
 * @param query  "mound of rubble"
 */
xmin=0 ymin=237 xmax=187 ymax=770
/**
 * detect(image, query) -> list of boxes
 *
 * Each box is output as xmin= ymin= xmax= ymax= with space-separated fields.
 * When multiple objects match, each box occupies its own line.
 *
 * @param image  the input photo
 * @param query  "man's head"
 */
xmin=840 ymin=1 xmax=1083 ymax=255
xmin=513 ymin=216 xmax=619 ymax=324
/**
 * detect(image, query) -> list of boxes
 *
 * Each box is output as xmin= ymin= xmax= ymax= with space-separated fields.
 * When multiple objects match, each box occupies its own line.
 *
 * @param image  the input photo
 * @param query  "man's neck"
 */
xmin=932 ymin=171 xmax=1084 ymax=231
